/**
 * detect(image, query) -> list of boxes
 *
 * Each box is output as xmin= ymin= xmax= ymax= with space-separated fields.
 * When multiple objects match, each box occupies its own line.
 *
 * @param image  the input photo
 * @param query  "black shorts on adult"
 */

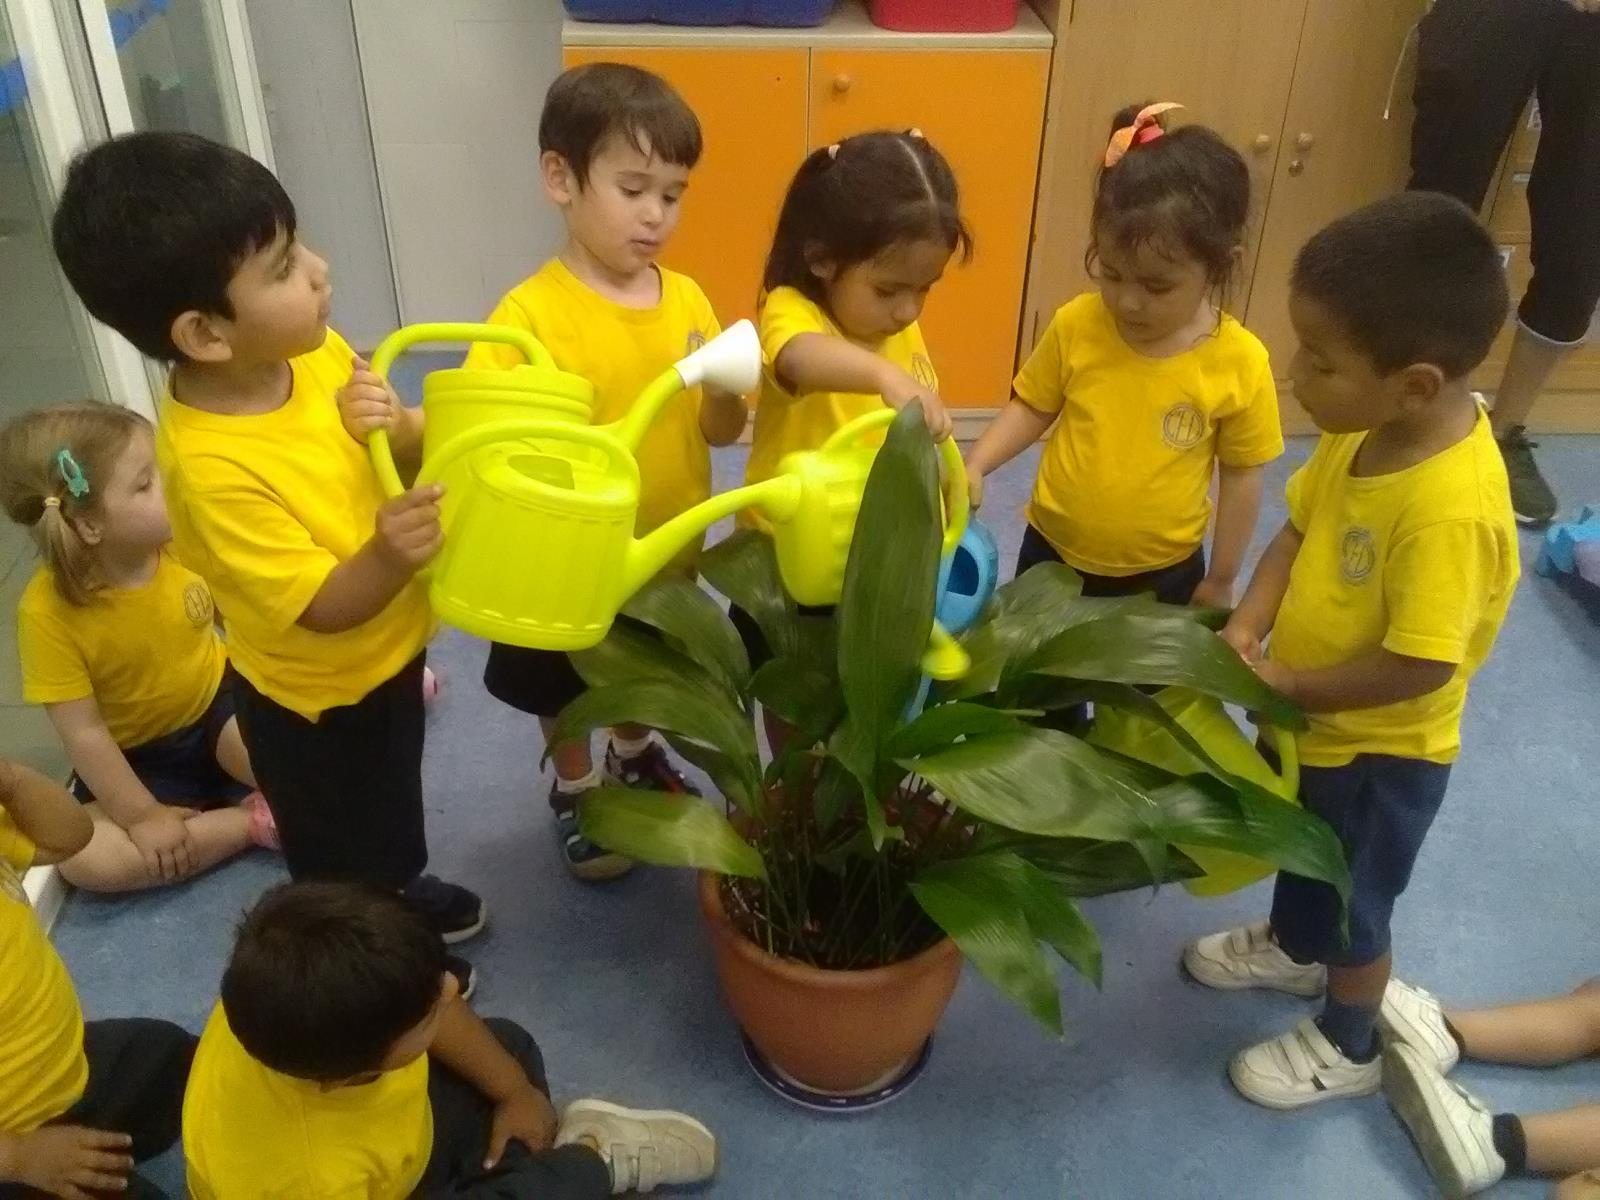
xmin=1270 ymin=753 xmax=1452 ymax=968
xmin=232 ymin=653 xmax=428 ymax=889
xmin=71 ymin=670 xmax=251 ymax=809
xmin=1015 ymin=523 xmax=1206 ymax=605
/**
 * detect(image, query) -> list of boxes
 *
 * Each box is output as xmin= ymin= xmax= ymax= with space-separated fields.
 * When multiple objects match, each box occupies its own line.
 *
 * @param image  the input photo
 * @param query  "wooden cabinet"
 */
xmin=564 ymin=5 xmax=1052 ymax=409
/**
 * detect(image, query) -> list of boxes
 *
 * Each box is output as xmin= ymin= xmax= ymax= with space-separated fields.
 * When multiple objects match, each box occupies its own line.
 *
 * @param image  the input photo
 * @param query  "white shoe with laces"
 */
xmin=1383 ymin=1042 xmax=1505 ymax=1198
xmin=555 ymin=1099 xmax=717 ymax=1195
xmin=1379 ymin=978 xmax=1461 ymax=1073
xmin=1183 ymin=921 xmax=1328 ymax=997
xmin=1229 ymin=1017 xmax=1381 ymax=1109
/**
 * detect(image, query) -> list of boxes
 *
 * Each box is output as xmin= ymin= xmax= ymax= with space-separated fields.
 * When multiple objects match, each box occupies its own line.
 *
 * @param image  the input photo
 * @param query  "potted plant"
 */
xmin=556 ymin=407 xmax=1348 ymax=1105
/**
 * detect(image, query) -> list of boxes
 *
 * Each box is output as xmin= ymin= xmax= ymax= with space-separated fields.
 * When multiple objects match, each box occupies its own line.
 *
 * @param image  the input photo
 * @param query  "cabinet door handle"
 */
xmin=1252 ymin=134 xmax=1272 ymax=154
xmin=1294 ymin=131 xmax=1315 ymax=152
xmin=1288 ymin=158 xmax=1306 ymax=176
xmin=833 ymin=74 xmax=853 ymax=94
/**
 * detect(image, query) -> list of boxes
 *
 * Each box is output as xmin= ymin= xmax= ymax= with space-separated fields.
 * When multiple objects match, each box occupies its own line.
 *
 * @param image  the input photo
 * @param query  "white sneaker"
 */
xmin=1383 ymin=1043 xmax=1505 ymax=1198
xmin=555 ymin=1099 xmax=717 ymax=1195
xmin=1379 ymin=978 xmax=1461 ymax=1073
xmin=1183 ymin=921 xmax=1327 ymax=997
xmin=1229 ymin=1017 xmax=1381 ymax=1109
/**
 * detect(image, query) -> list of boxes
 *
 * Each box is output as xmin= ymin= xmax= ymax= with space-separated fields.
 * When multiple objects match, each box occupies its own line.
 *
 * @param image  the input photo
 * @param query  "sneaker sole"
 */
xmin=1383 ymin=1049 xmax=1484 ymax=1199
xmin=1179 ymin=948 xmax=1327 ymax=998
xmin=440 ymin=903 xmax=488 ymax=946
xmin=1227 ymin=1055 xmax=1379 ymax=1110
xmin=563 ymin=1099 xmax=718 ymax=1182
xmin=567 ymin=854 xmax=636 ymax=883
xmin=1513 ymin=512 xmax=1553 ymax=529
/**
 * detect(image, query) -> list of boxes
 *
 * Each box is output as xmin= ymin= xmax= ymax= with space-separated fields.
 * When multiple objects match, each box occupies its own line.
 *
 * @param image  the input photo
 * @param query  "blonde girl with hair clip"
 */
xmin=0 ymin=403 xmax=277 ymax=893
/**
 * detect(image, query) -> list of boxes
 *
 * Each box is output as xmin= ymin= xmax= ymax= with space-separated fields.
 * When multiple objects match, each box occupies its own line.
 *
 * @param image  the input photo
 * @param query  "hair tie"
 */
xmin=1104 ymin=101 xmax=1184 ymax=168
xmin=55 ymin=449 xmax=90 ymax=499
xmin=42 ymin=496 xmax=61 ymax=511
xmin=826 ymin=142 xmax=841 ymax=161
xmin=906 ymin=127 xmax=924 ymax=140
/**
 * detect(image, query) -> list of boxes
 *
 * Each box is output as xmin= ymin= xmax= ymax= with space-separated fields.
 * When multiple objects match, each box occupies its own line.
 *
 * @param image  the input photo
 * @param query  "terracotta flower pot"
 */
xmin=698 ymin=870 xmax=963 ymax=1095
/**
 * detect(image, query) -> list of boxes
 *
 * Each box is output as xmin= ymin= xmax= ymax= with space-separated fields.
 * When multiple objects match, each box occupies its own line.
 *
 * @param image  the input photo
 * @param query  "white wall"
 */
xmin=350 ymin=0 xmax=566 ymax=325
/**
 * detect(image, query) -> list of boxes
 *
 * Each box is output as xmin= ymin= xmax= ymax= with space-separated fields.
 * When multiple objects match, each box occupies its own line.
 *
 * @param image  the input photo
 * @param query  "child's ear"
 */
xmin=70 ymin=511 xmax=103 ymax=547
xmin=541 ymin=151 xmax=579 ymax=206
xmin=803 ymin=242 xmax=836 ymax=284
xmin=170 ymin=310 xmax=235 ymax=365
xmin=1395 ymin=361 xmax=1446 ymax=414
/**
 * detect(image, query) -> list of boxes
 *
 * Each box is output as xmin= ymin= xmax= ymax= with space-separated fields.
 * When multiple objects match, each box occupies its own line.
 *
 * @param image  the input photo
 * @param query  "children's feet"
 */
xmin=240 ymin=790 xmax=280 ymax=851
xmin=401 ymin=875 xmax=487 ymax=944
xmin=1182 ymin=921 xmax=1327 ymax=997
xmin=555 ymin=1099 xmax=717 ymax=1195
xmin=550 ymin=777 xmax=634 ymax=882
xmin=1383 ymin=1042 xmax=1504 ymax=1197
xmin=1379 ymin=978 xmax=1461 ymax=1074
xmin=445 ymin=954 xmax=478 ymax=1003
xmin=1229 ymin=1018 xmax=1381 ymax=1109
xmin=1496 ymin=425 xmax=1558 ymax=526
xmin=605 ymin=737 xmax=700 ymax=796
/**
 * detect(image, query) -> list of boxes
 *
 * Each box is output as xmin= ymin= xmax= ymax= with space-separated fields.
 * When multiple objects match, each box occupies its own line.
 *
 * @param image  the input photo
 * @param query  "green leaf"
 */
xmin=1026 ymin=613 xmax=1304 ymax=728
xmin=1016 ymin=838 xmax=1204 ymax=896
xmin=750 ymin=656 xmax=843 ymax=746
xmin=621 ymin=574 xmax=751 ymax=696
xmin=911 ymin=856 xmax=1063 ymax=1035
xmin=658 ymin=733 xmax=761 ymax=816
xmin=886 ymin=702 xmax=1030 ymax=761
xmin=578 ymin=788 xmax=766 ymax=879
xmin=571 ymin=621 xmax=736 ymax=713
xmin=700 ymin=530 xmax=805 ymax=660
xmin=828 ymin=721 xmax=887 ymax=848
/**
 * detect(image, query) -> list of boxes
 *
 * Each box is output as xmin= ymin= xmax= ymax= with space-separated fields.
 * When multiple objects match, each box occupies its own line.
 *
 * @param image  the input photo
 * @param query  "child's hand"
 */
xmin=337 ymin=356 xmax=402 ymax=445
xmin=1219 ymin=620 xmax=1262 ymax=664
xmin=0 ymin=1125 xmax=134 ymax=1199
xmin=879 ymin=367 xmax=953 ymax=441
xmin=964 ymin=459 xmax=986 ymax=510
xmin=1190 ymin=575 xmax=1234 ymax=610
xmin=128 ymin=806 xmax=198 ymax=882
xmin=374 ymin=484 xmax=445 ymax=574
xmin=484 ymin=1084 xmax=558 ymax=1168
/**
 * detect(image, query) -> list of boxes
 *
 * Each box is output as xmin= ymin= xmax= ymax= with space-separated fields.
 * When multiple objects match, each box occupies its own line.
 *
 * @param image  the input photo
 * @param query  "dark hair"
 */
xmin=1088 ymin=103 xmax=1250 ymax=298
xmin=51 ymin=132 xmax=296 ymax=362
xmin=541 ymin=62 xmax=702 ymax=184
xmin=1292 ymin=191 xmax=1509 ymax=379
xmin=220 ymin=882 xmax=445 ymax=1082
xmin=762 ymin=130 xmax=973 ymax=305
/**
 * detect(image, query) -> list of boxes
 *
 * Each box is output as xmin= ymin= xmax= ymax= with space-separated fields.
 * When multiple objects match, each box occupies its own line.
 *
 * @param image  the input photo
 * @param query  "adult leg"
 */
xmin=1449 ymin=977 xmax=1600 ymax=1067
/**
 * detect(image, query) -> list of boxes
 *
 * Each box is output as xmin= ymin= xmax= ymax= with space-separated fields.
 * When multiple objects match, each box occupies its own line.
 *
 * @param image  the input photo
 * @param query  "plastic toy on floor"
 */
xmin=1536 ymin=504 xmax=1600 ymax=592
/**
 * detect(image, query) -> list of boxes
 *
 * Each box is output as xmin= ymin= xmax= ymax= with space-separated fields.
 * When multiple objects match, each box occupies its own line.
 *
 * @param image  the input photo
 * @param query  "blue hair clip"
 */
xmin=55 ymin=449 xmax=90 ymax=499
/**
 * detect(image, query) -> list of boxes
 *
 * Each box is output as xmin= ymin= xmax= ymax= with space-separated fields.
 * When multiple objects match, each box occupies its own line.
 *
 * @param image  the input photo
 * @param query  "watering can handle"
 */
xmin=1262 ymin=723 xmax=1300 ymax=797
xmin=818 ymin=409 xmax=970 ymax=557
xmin=366 ymin=323 xmax=558 ymax=498
xmin=415 ymin=418 xmax=637 ymax=494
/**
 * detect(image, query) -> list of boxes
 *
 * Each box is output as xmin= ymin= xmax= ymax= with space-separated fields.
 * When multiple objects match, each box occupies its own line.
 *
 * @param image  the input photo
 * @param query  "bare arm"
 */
xmin=297 ymin=485 xmax=442 ymax=634
xmin=1256 ymin=647 xmax=1456 ymax=714
xmin=46 ymin=699 xmax=162 ymax=828
xmin=698 ymin=387 xmax=748 ymax=448
xmin=964 ymin=398 xmax=1054 ymax=508
xmin=429 ymin=998 xmax=556 ymax=1168
xmin=1220 ymin=520 xmax=1302 ymax=660
xmin=774 ymin=332 xmax=950 ymax=439
xmin=0 ymin=757 xmax=92 ymax=866
xmin=1197 ymin=464 xmax=1266 ymax=606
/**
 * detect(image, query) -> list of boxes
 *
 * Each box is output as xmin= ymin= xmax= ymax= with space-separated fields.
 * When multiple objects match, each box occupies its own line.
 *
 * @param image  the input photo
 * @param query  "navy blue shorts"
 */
xmin=71 ymin=671 xmax=251 ymax=810
xmin=1270 ymin=753 xmax=1452 ymax=967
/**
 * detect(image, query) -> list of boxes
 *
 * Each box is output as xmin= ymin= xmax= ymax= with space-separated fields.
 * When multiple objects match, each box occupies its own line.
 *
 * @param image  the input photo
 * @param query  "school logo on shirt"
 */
xmin=1161 ymin=402 xmax=1208 ymax=450
xmin=183 ymin=581 xmax=215 ymax=628
xmin=909 ymin=354 xmax=938 ymax=392
xmin=1339 ymin=528 xmax=1377 ymax=585
xmin=686 ymin=330 xmax=707 ymax=353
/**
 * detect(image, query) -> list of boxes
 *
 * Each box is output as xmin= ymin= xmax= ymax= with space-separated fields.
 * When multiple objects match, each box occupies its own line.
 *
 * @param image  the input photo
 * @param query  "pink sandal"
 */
xmin=241 ymin=791 xmax=281 ymax=851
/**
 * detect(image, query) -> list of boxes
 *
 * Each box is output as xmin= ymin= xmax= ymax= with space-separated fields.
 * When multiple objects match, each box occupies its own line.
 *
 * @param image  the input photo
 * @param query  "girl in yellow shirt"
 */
xmin=0 ymin=404 xmax=277 ymax=894
xmin=967 ymin=103 xmax=1283 ymax=609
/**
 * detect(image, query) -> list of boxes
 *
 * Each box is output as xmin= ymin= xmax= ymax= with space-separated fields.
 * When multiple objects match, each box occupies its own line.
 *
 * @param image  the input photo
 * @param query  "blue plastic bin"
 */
xmin=564 ymin=0 xmax=833 ymax=26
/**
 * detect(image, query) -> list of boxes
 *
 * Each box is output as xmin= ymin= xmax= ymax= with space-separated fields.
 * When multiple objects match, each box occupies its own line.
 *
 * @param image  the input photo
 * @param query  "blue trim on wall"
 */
xmin=1 ymin=0 xmax=172 ymax=120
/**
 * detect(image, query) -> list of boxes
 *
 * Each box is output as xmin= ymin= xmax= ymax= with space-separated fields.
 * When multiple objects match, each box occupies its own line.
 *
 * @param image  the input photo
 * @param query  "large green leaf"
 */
xmin=1025 ymin=613 xmax=1303 ymax=727
xmin=578 ymin=788 xmax=766 ymax=879
xmin=699 ymin=530 xmax=804 ymax=660
xmin=571 ymin=621 xmax=736 ymax=714
xmin=750 ymin=657 xmax=842 ymax=747
xmin=1015 ymin=837 xmax=1204 ymax=896
xmin=910 ymin=856 xmax=1062 ymax=1034
xmin=886 ymin=702 xmax=1031 ymax=761
xmin=620 ymin=574 xmax=751 ymax=697
xmin=658 ymin=733 xmax=761 ymax=816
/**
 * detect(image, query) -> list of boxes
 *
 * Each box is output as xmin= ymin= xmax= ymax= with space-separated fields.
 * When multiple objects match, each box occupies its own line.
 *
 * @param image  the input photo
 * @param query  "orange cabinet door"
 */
xmin=563 ymin=47 xmax=809 ymax=329
xmin=810 ymin=48 xmax=1050 ymax=408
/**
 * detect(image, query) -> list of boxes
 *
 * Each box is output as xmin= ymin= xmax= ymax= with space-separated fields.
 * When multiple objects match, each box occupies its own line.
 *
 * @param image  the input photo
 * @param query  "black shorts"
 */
xmin=482 ymin=617 xmax=666 ymax=720
xmin=1015 ymin=524 xmax=1206 ymax=606
xmin=71 ymin=670 xmax=251 ymax=809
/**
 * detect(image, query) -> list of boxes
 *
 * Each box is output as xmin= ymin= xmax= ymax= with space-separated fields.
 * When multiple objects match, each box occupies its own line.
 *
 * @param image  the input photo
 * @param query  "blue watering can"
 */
xmin=905 ymin=518 xmax=999 ymax=719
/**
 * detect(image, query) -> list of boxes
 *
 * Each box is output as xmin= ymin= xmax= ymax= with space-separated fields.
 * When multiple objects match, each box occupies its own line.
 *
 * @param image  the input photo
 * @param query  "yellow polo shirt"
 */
xmin=16 ymin=550 xmax=226 ymax=748
xmin=184 ymin=1003 xmax=432 ymax=1200
xmin=1271 ymin=410 xmax=1519 ymax=766
xmin=156 ymin=329 xmax=436 ymax=720
xmin=1016 ymin=292 xmax=1283 ymax=576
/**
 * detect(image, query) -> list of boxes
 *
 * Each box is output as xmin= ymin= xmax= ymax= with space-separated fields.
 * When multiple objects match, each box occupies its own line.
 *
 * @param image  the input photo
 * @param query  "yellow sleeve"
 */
xmin=758 ymin=288 xmax=828 ymax=367
xmin=1217 ymin=355 xmax=1284 ymax=468
xmin=0 ymin=805 xmax=37 ymax=873
xmin=1011 ymin=308 xmax=1071 ymax=415
xmin=462 ymin=292 xmax=537 ymax=371
xmin=1383 ymin=518 xmax=1506 ymax=665
xmin=17 ymin=600 xmax=92 ymax=707
xmin=1283 ymin=436 xmax=1333 ymax=534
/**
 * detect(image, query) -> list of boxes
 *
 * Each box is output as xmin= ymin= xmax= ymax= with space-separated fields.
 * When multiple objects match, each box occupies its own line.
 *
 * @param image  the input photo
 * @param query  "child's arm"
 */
xmin=698 ymin=387 xmax=749 ymax=447
xmin=428 ymin=998 xmax=557 ymax=1169
xmin=964 ymin=398 xmax=1054 ymax=509
xmin=774 ymin=333 xmax=952 ymax=441
xmin=1254 ymin=650 xmax=1455 ymax=714
xmin=1194 ymin=464 xmax=1266 ymax=608
xmin=297 ymin=485 xmax=443 ymax=634
xmin=0 ymin=757 xmax=92 ymax=866
xmin=1220 ymin=519 xmax=1301 ymax=662
xmin=337 ymin=357 xmax=426 ymax=479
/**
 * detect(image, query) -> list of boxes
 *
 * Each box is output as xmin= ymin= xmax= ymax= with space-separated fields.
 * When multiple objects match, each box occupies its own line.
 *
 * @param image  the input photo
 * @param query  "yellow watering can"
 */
xmin=1088 ymin=688 xmax=1300 ymax=896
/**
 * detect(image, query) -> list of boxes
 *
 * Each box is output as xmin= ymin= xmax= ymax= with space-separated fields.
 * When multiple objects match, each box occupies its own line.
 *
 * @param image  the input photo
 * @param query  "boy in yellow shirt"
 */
xmin=0 ymin=759 xmax=196 ymax=1199
xmin=52 ymin=132 xmax=485 ymax=989
xmin=347 ymin=63 xmax=746 ymax=879
xmin=183 ymin=880 xmax=716 ymax=1198
xmin=1182 ymin=193 xmax=1520 ymax=1110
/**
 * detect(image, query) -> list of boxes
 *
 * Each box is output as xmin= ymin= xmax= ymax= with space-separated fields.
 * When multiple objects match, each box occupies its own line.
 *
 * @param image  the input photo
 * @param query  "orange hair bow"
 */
xmin=1103 ymin=102 xmax=1185 ymax=168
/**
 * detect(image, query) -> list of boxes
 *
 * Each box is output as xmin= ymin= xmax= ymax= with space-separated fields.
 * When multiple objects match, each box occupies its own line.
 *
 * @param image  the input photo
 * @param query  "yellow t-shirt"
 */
xmin=16 ymin=550 xmax=226 ymax=748
xmin=156 ymin=329 xmax=436 ymax=721
xmin=1015 ymin=292 xmax=1283 ymax=576
xmin=464 ymin=259 xmax=721 ymax=554
xmin=1271 ymin=409 xmax=1519 ymax=766
xmin=741 ymin=286 xmax=937 ymax=525
xmin=184 ymin=1003 xmax=432 ymax=1200
xmin=0 ymin=806 xmax=89 ymax=1135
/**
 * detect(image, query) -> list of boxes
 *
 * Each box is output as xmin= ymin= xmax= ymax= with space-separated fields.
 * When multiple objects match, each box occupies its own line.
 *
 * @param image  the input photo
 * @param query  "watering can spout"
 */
xmin=624 ymin=476 xmax=803 ymax=595
xmin=615 ymin=320 xmax=762 ymax=451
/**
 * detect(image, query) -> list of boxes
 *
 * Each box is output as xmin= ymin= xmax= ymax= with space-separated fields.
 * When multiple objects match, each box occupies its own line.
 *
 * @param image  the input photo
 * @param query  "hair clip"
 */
xmin=1104 ymin=101 xmax=1184 ymax=169
xmin=827 ymin=142 xmax=841 ymax=160
xmin=55 ymin=449 xmax=90 ymax=499
xmin=906 ymin=127 xmax=924 ymax=139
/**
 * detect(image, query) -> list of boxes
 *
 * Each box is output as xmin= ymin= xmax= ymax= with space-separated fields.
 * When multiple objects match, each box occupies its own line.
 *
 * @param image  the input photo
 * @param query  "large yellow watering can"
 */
xmin=1089 ymin=688 xmax=1301 ymax=896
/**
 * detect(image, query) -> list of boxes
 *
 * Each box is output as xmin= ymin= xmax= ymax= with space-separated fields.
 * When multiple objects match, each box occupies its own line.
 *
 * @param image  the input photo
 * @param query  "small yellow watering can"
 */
xmin=1089 ymin=688 xmax=1301 ymax=896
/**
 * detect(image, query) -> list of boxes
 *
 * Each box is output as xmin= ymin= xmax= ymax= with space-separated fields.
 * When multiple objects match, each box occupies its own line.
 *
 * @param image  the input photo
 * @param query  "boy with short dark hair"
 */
xmin=341 ymin=62 xmax=747 ymax=881
xmin=183 ymin=881 xmax=716 ymax=1197
xmin=1182 ymin=191 xmax=1521 ymax=1108
xmin=51 ymin=132 xmax=485 ymax=987
xmin=0 ymin=758 xmax=195 ymax=1199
